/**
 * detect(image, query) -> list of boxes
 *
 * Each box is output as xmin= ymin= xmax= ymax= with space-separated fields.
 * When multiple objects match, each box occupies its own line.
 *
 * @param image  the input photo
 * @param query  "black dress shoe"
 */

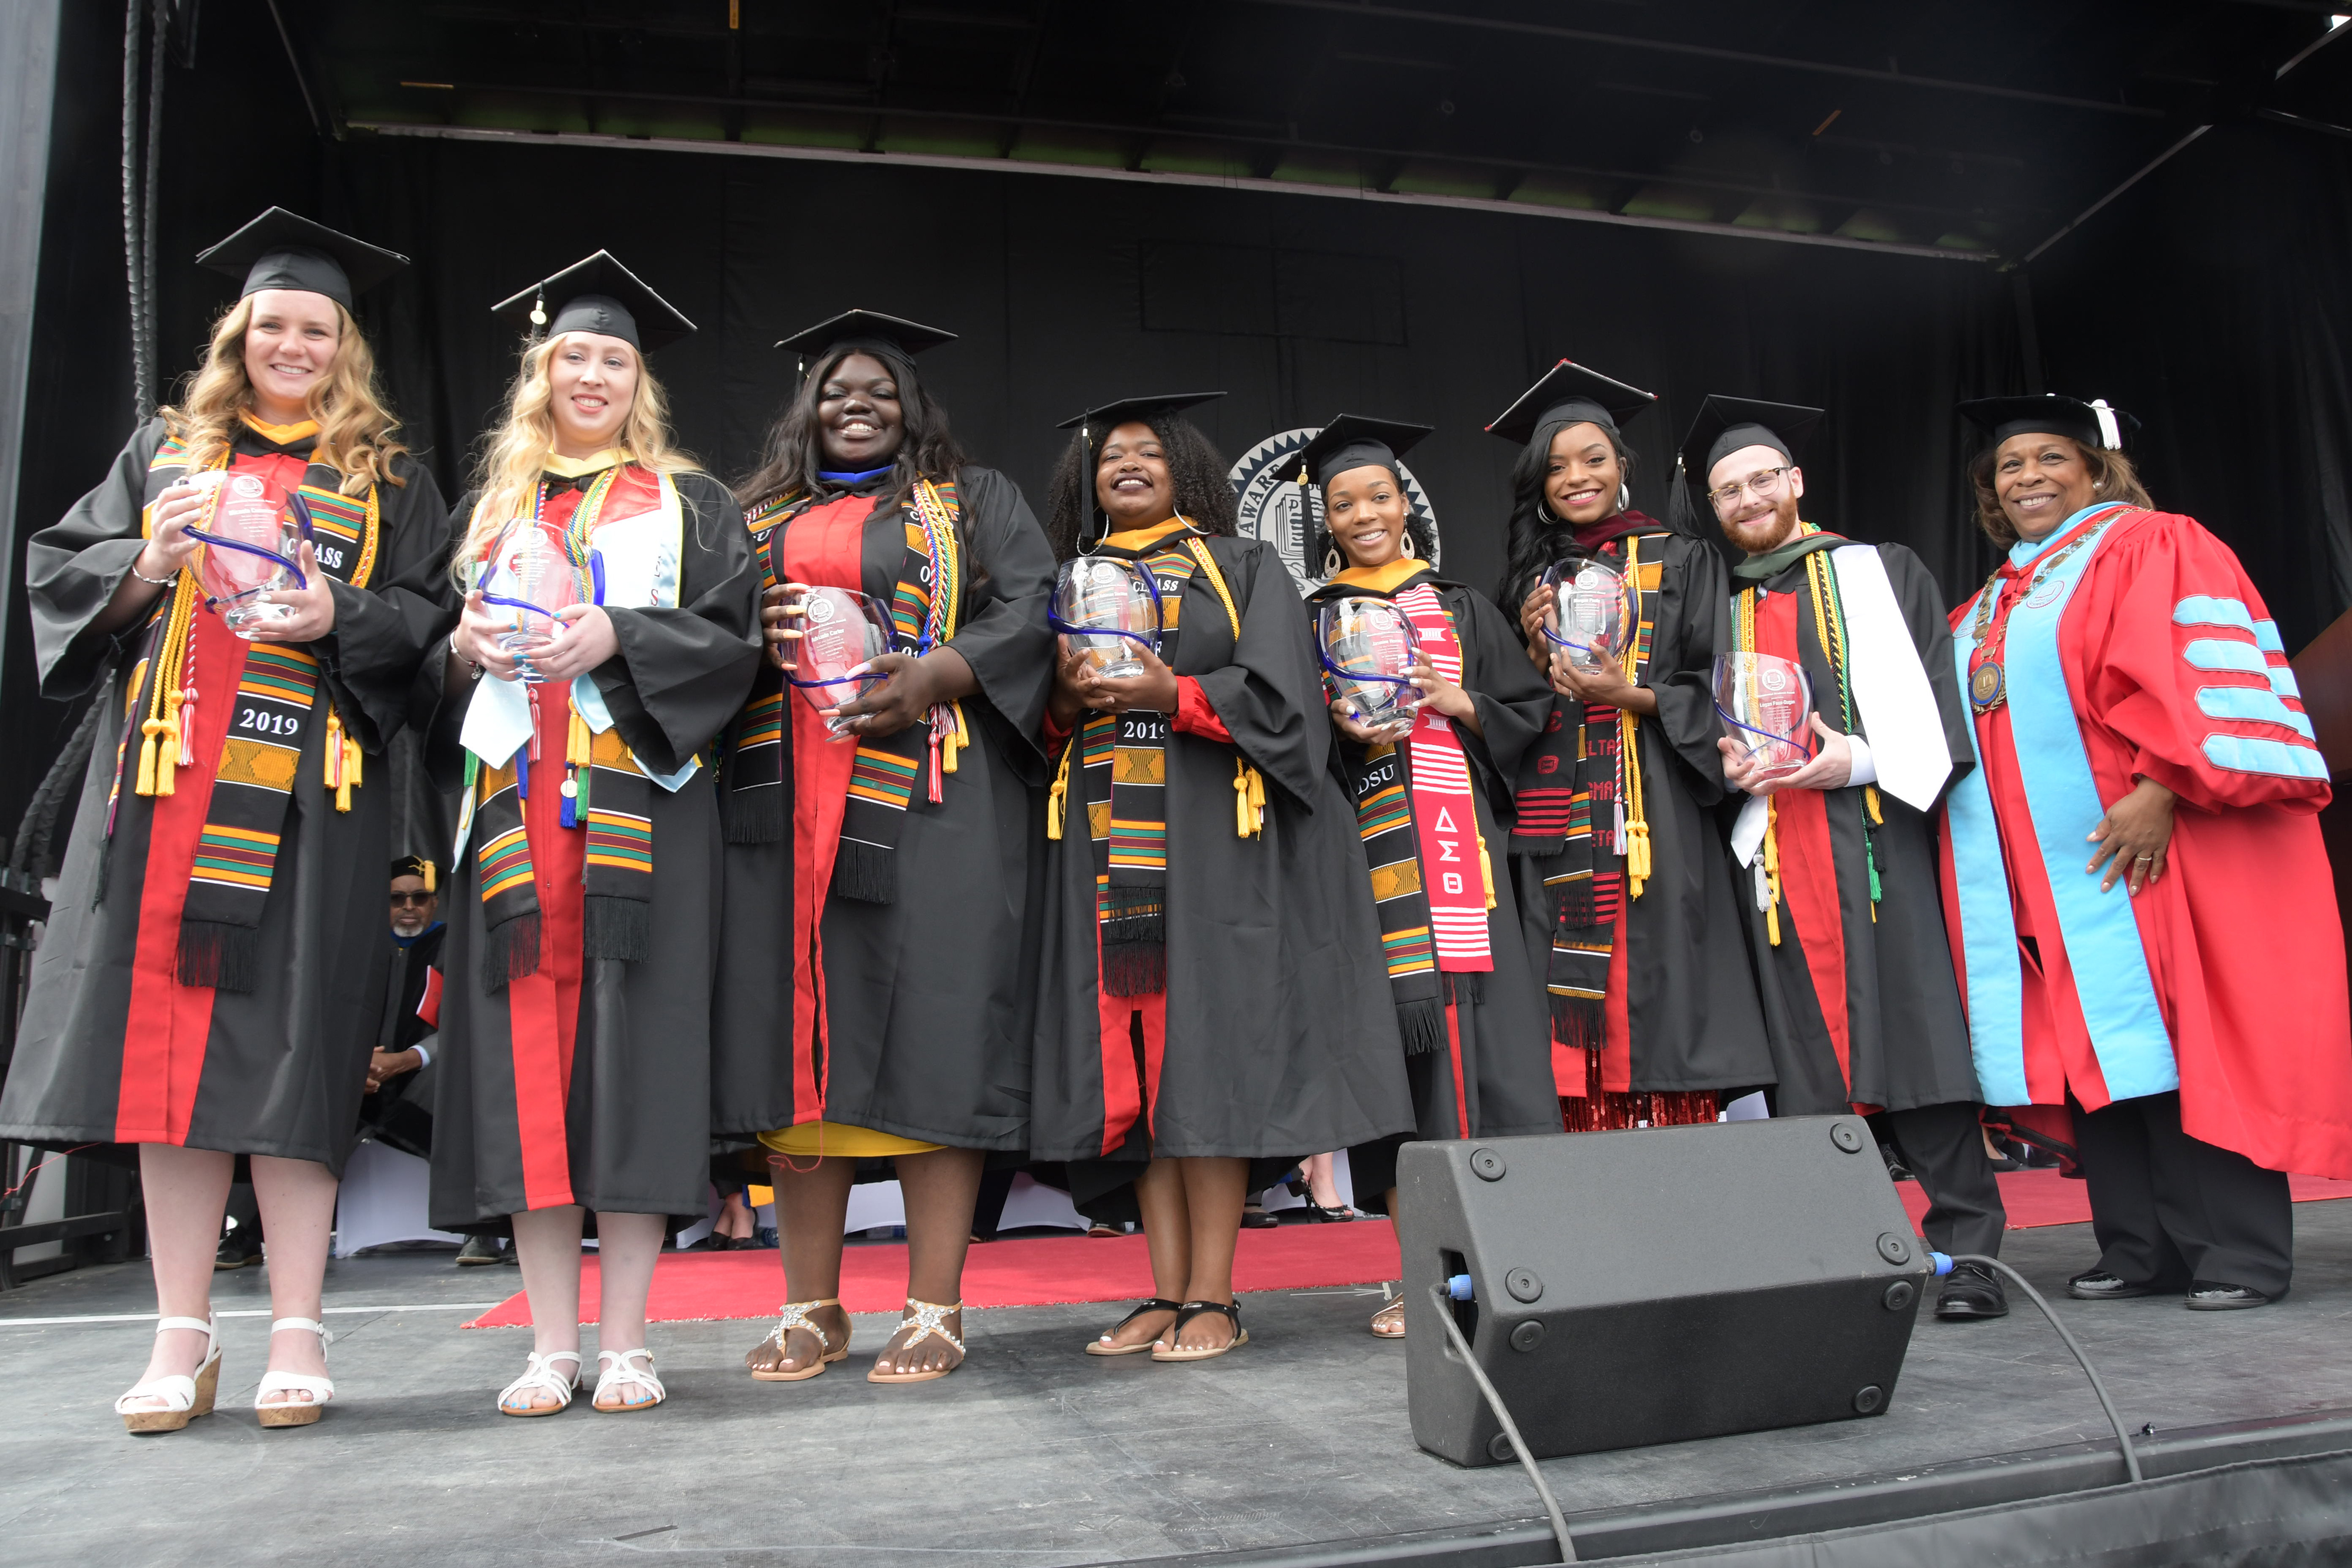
xmin=2185 ymin=1280 xmax=2272 ymax=1311
xmin=214 ymin=1232 xmax=264 ymax=1271
xmin=456 ymin=1233 xmax=504 ymax=1266
xmin=1240 ymin=1206 xmax=1279 ymax=1229
xmin=2067 ymin=1269 xmax=2164 ymax=1300
xmin=1935 ymin=1261 xmax=2009 ymax=1319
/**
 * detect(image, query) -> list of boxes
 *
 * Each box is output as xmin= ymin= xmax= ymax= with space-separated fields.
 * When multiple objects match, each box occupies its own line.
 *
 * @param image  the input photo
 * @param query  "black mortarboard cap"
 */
xmin=1287 ymin=414 xmax=1434 ymax=492
xmin=196 ymin=208 xmax=407 ymax=312
xmin=1959 ymin=393 xmax=2132 ymax=452
xmin=1678 ymin=394 xmax=1825 ymax=487
xmin=491 ymin=252 xmax=696 ymax=354
xmin=390 ymin=854 xmax=440 ymax=891
xmin=776 ymin=309 xmax=957 ymax=362
xmin=1056 ymin=392 xmax=1226 ymax=436
xmin=1486 ymin=360 xmax=1657 ymax=447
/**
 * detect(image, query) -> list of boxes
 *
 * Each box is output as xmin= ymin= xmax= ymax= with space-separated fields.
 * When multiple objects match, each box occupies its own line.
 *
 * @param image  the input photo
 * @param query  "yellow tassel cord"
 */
xmin=135 ymin=576 xmax=200 ymax=798
xmin=1045 ymin=731 xmax=1074 ymax=841
xmin=1803 ymin=546 xmax=1880 ymax=919
xmin=1618 ymin=533 xmax=1651 ymax=896
xmin=422 ymin=858 xmax=437 ymax=892
xmin=1182 ymin=537 xmax=1263 ymax=840
xmin=1477 ymin=833 xmax=1498 ymax=910
xmin=323 ymin=705 xmax=362 ymax=813
xmin=941 ymin=700 xmax=971 ymax=774
xmin=1735 ymin=584 xmax=1783 ymax=944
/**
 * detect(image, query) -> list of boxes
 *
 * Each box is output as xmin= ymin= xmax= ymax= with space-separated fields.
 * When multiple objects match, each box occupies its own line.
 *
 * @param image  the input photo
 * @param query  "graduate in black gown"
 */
xmin=355 ymin=854 xmax=448 ymax=1162
xmin=432 ymin=255 xmax=760 ymax=1415
xmin=0 ymin=212 xmax=450 ymax=1430
xmin=713 ymin=312 xmax=1055 ymax=1385
xmin=1492 ymin=362 xmax=1774 ymax=1126
xmin=1031 ymin=395 xmax=1414 ymax=1362
xmin=1298 ymin=417 xmax=1562 ymax=1339
xmin=1692 ymin=396 xmax=2007 ymax=1319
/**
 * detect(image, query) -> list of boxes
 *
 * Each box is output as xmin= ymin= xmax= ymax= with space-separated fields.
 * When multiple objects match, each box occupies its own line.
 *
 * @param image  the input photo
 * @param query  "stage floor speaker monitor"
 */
xmin=1397 ymin=1116 xmax=1930 ymax=1466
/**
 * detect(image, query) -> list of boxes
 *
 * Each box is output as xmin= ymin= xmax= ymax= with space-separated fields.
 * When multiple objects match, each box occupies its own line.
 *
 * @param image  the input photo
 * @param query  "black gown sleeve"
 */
xmin=1647 ymin=533 xmax=1735 ymax=805
xmin=941 ymin=466 xmax=1055 ymax=771
xmin=1190 ymin=539 xmax=1329 ymax=810
xmin=1880 ymin=541 xmax=1975 ymax=794
xmin=590 ymin=470 xmax=763 ymax=776
xmin=316 ymin=455 xmax=458 ymax=754
xmin=1453 ymin=584 xmax=1555 ymax=806
xmin=25 ymin=419 xmax=171 ymax=700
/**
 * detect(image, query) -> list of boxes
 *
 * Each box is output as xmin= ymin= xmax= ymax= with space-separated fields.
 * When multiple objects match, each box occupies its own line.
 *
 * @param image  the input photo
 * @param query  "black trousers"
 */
xmin=2073 ymin=1091 xmax=2293 ymax=1298
xmin=1879 ymin=1101 xmax=2007 ymax=1260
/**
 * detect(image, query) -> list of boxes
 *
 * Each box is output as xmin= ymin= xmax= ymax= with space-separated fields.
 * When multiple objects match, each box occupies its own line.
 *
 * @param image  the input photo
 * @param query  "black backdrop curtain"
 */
xmin=7 ymin=0 xmax=2350 ymax=838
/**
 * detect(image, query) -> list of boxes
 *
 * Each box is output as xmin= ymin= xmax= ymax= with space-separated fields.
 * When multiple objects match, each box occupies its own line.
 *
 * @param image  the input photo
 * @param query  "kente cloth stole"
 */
xmin=462 ymin=468 xmax=658 ymax=991
xmin=1510 ymin=533 xmax=1662 ymax=1048
xmin=1337 ymin=578 xmax=1490 ymax=1055
xmin=106 ymin=434 xmax=380 ymax=990
xmin=1083 ymin=538 xmax=1200 ymax=997
xmin=726 ymin=480 xmax=967 ymax=911
xmin=1732 ymin=533 xmax=1885 ymax=947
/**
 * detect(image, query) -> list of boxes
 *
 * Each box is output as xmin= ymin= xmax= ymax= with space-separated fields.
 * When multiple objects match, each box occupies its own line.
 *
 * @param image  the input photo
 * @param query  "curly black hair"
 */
xmin=733 ymin=340 xmax=969 ymax=509
xmin=1493 ymin=416 xmax=1639 ymax=613
xmin=1044 ymin=413 xmax=1238 ymax=562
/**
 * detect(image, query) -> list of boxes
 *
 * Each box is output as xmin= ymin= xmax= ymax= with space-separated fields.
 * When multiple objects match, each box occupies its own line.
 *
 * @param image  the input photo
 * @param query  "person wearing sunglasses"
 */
xmin=1692 ymin=396 xmax=2008 ymax=1323
xmin=1030 ymin=394 xmax=1411 ymax=1364
xmin=1 ymin=211 xmax=454 ymax=1432
xmin=1299 ymin=416 xmax=1559 ymax=1340
xmin=1489 ymin=363 xmax=1771 ymax=1134
xmin=433 ymin=255 xmax=759 ymax=1415
xmin=1939 ymin=394 xmax=2352 ymax=1312
xmin=715 ymin=312 xmax=1054 ymax=1387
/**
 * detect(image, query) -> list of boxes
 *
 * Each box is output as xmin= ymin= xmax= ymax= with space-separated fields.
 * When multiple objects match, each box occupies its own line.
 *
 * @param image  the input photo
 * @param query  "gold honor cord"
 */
xmin=1802 ymin=544 xmax=1880 ymax=918
xmin=1733 ymin=586 xmax=1784 ymax=945
xmin=1619 ymin=533 xmax=1651 ymax=897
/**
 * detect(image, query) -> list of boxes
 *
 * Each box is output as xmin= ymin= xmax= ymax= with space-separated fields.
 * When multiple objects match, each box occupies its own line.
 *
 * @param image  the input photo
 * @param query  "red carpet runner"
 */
xmin=466 ymin=1173 xmax=2352 ymax=1326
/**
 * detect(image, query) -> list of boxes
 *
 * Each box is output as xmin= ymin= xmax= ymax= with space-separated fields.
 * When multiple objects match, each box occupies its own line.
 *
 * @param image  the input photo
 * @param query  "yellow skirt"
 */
xmin=756 ymin=1121 xmax=943 ymax=1159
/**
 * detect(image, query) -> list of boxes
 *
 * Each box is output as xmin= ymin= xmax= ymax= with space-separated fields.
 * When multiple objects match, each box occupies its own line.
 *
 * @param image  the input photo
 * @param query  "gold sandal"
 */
xmin=867 ymin=1298 xmax=964 ymax=1384
xmin=750 ymin=1299 xmax=850 ymax=1382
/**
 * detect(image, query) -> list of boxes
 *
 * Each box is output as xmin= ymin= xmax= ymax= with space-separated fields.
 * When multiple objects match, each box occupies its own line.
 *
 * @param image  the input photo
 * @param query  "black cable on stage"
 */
xmin=141 ymin=0 xmax=168 ymax=409
xmin=1427 ymin=1283 xmax=1576 ymax=1563
xmin=1944 ymin=1252 xmax=2143 ymax=1485
xmin=11 ymin=700 xmax=102 ymax=880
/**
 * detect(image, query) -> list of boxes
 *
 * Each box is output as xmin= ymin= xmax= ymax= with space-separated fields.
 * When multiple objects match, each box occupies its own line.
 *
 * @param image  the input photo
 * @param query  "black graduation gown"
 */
xmin=1506 ymin=526 xmax=1775 ymax=1096
xmin=357 ymin=921 xmax=446 ymax=1159
xmin=1305 ymin=570 xmax=1562 ymax=1201
xmin=426 ymin=467 xmax=759 ymax=1225
xmin=709 ymin=467 xmax=1054 ymax=1151
xmin=0 ymin=419 xmax=452 ymax=1174
xmin=1032 ymin=534 xmax=1416 ymax=1165
xmin=1732 ymin=540 xmax=1983 ymax=1114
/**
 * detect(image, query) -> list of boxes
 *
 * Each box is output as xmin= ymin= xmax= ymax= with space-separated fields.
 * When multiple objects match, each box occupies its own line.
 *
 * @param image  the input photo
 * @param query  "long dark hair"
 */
xmin=1044 ymin=413 xmax=1239 ymax=562
xmin=732 ymin=341 xmax=969 ymax=508
xmin=1494 ymin=416 xmax=1639 ymax=613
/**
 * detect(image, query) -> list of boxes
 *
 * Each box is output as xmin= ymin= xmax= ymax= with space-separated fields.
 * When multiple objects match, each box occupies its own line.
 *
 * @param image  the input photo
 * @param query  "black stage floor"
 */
xmin=5 ymin=1202 xmax=2351 ymax=1566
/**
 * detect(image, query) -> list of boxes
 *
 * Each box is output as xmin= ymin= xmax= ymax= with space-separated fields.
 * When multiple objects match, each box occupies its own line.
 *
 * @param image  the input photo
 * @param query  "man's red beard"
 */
xmin=1719 ymin=491 xmax=1801 ymax=553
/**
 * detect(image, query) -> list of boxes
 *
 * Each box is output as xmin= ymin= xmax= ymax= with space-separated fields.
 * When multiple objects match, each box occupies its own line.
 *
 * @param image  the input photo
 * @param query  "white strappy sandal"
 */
xmin=593 ymin=1346 xmax=666 ymax=1412
xmin=497 ymin=1349 xmax=584 ymax=1417
xmin=868 ymin=1298 xmax=965 ymax=1384
xmin=115 ymin=1315 xmax=221 ymax=1434
xmin=255 ymin=1317 xmax=336 ymax=1427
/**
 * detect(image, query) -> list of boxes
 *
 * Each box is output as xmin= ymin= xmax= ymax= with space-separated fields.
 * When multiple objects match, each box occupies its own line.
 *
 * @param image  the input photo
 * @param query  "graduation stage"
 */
xmin=4 ymin=1197 xmax=2352 ymax=1565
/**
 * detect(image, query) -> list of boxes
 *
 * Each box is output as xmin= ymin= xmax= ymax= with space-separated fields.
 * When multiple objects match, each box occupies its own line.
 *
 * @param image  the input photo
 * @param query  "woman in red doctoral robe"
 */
xmin=1940 ymin=394 xmax=2352 ymax=1310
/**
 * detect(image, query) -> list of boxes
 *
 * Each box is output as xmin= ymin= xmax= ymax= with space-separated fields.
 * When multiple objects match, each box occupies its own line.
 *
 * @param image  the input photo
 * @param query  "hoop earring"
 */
xmin=1399 ymin=530 xmax=1416 ymax=559
xmin=1536 ymin=500 xmax=1562 ymax=527
xmin=1322 ymin=546 xmax=1344 ymax=576
xmin=1618 ymin=482 xmax=1631 ymax=513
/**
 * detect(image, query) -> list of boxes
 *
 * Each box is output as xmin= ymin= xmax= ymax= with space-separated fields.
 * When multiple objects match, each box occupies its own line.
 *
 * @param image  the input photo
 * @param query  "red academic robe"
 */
xmin=1939 ymin=504 xmax=2352 ymax=1179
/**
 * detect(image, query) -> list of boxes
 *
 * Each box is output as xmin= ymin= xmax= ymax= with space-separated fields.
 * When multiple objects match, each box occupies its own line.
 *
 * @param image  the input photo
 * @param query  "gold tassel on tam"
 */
xmin=1045 ymin=735 xmax=1073 ymax=841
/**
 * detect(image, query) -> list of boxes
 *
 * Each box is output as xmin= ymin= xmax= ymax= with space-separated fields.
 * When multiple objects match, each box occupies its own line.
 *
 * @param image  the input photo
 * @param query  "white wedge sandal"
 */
xmin=255 ymin=1317 xmax=335 ymax=1427
xmin=115 ymin=1315 xmax=222 ymax=1434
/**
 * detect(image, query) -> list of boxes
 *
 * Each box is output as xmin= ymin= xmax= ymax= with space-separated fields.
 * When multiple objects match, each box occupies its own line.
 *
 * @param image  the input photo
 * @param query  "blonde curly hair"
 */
xmin=159 ymin=293 xmax=407 ymax=496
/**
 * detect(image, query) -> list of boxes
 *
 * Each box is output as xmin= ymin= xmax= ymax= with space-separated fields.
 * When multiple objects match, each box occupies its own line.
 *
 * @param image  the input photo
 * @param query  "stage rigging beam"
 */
xmin=1238 ymin=0 xmax=2169 ymax=118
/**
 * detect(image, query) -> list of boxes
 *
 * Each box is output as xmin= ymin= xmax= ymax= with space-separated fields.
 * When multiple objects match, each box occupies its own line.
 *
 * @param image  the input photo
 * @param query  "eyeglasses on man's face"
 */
xmin=1708 ymin=466 xmax=1792 ymax=510
xmin=390 ymin=890 xmax=435 ymax=908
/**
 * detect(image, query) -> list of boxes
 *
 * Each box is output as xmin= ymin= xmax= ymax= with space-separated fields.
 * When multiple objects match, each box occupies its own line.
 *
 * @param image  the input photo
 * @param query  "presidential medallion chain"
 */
xmin=1967 ymin=514 xmax=2113 ymax=715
